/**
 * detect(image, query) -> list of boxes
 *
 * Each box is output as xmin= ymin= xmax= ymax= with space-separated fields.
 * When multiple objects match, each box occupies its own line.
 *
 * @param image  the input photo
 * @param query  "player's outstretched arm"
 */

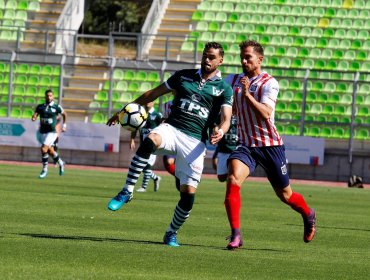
xmin=133 ymin=83 xmax=170 ymax=106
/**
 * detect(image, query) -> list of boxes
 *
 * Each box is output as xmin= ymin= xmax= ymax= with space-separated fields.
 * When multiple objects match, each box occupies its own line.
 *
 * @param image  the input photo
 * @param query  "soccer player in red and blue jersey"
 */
xmin=223 ymin=41 xmax=316 ymax=249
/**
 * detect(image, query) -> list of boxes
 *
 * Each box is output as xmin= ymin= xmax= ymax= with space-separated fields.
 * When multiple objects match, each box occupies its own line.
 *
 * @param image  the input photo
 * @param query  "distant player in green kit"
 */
xmin=130 ymin=101 xmax=162 ymax=192
xmin=106 ymin=42 xmax=233 ymax=247
xmin=213 ymin=115 xmax=238 ymax=182
xmin=32 ymin=89 xmax=67 ymax=179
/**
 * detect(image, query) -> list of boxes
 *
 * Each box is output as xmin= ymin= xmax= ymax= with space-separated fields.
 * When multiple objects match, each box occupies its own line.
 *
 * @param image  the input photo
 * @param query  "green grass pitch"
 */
xmin=1 ymin=163 xmax=369 ymax=279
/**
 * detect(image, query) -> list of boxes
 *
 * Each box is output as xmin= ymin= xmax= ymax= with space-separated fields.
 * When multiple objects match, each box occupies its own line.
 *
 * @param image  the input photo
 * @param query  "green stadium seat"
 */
xmin=22 ymin=108 xmax=34 ymax=118
xmin=135 ymin=70 xmax=147 ymax=82
xmin=354 ymin=128 xmax=369 ymax=140
xmin=10 ymin=107 xmax=22 ymax=118
xmin=284 ymin=124 xmax=299 ymax=135
xmin=123 ymin=70 xmax=135 ymax=80
xmin=91 ymin=112 xmax=106 ymax=123
xmin=28 ymin=1 xmax=40 ymax=11
xmin=227 ymin=13 xmax=239 ymax=23
xmin=95 ymin=91 xmax=108 ymax=101
xmin=208 ymin=22 xmax=220 ymax=32
xmin=113 ymin=69 xmax=124 ymax=80
xmin=191 ymin=11 xmax=203 ymax=21
xmin=128 ymin=81 xmax=140 ymax=92
xmin=195 ymin=22 xmax=208 ymax=32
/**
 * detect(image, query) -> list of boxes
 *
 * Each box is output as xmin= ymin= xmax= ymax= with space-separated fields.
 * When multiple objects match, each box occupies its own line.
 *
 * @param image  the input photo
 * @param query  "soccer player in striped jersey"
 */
xmin=32 ymin=89 xmax=67 ymax=179
xmin=223 ymin=41 xmax=316 ymax=250
xmin=106 ymin=42 xmax=233 ymax=247
xmin=131 ymin=102 xmax=162 ymax=192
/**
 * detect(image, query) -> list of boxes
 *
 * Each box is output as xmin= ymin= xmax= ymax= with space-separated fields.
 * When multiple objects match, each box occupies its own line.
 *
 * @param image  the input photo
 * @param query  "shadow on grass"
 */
xmin=17 ymin=232 xmax=288 ymax=252
xmin=286 ymin=224 xmax=370 ymax=232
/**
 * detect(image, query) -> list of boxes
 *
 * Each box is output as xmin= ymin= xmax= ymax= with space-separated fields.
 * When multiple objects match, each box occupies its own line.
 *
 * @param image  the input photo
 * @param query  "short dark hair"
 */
xmin=239 ymin=40 xmax=264 ymax=56
xmin=45 ymin=89 xmax=53 ymax=95
xmin=204 ymin=41 xmax=224 ymax=57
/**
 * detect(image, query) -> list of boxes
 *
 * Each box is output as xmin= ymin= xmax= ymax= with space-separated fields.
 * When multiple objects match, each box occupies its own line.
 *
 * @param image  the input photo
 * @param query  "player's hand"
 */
xmin=210 ymin=127 xmax=224 ymax=145
xmin=106 ymin=113 xmax=119 ymax=126
xmin=129 ymin=139 xmax=136 ymax=150
xmin=61 ymin=123 xmax=67 ymax=132
xmin=240 ymin=76 xmax=250 ymax=96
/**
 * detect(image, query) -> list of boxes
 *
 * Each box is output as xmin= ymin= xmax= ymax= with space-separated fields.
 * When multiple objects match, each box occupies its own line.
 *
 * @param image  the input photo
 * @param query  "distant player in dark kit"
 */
xmin=224 ymin=40 xmax=316 ymax=249
xmin=32 ymin=89 xmax=67 ymax=179
xmin=131 ymin=101 xmax=162 ymax=192
xmin=106 ymin=42 xmax=233 ymax=247
xmin=213 ymin=114 xmax=238 ymax=182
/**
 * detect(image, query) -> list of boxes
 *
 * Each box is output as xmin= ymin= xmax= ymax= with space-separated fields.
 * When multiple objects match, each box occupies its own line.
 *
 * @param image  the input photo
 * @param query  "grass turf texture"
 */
xmin=0 ymin=163 xmax=369 ymax=279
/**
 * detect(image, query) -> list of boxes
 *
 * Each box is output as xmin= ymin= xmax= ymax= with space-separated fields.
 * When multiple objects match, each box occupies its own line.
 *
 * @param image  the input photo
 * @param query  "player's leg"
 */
xmin=137 ymin=164 xmax=151 ymax=192
xmin=216 ymin=152 xmax=230 ymax=182
xmin=163 ymin=155 xmax=176 ymax=176
xmin=261 ymin=146 xmax=316 ymax=243
xmin=108 ymin=134 xmax=160 ymax=210
xmin=47 ymin=134 xmax=65 ymax=176
xmin=147 ymin=154 xmax=161 ymax=192
xmin=39 ymin=144 xmax=49 ymax=178
xmin=108 ymin=124 xmax=174 ymax=211
xmin=225 ymin=158 xmax=250 ymax=249
xmin=163 ymin=131 xmax=205 ymax=246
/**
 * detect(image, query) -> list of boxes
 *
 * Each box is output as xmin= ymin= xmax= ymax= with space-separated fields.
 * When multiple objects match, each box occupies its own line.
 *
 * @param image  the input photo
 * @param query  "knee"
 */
xmin=275 ymin=186 xmax=292 ymax=203
xmin=148 ymin=133 xmax=161 ymax=148
xmin=41 ymin=145 xmax=48 ymax=154
xmin=227 ymin=173 xmax=240 ymax=186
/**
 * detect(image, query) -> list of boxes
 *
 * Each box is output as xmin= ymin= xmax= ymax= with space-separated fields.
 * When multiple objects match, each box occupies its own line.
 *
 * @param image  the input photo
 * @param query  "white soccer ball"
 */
xmin=118 ymin=103 xmax=147 ymax=132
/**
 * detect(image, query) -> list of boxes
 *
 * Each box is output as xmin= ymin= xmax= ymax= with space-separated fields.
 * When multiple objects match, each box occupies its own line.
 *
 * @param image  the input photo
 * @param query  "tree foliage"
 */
xmin=82 ymin=0 xmax=151 ymax=34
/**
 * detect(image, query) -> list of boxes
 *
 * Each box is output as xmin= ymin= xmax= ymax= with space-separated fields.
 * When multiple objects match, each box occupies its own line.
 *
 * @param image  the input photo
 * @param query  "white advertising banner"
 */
xmin=206 ymin=135 xmax=324 ymax=165
xmin=0 ymin=118 xmax=120 ymax=153
xmin=283 ymin=136 xmax=324 ymax=165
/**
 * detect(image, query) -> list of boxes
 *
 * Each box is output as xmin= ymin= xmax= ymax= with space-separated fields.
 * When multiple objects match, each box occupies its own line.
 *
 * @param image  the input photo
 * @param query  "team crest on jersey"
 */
xmin=191 ymin=94 xmax=202 ymax=102
xmin=51 ymin=108 xmax=56 ymax=113
xmin=212 ymin=87 xmax=224 ymax=96
xmin=281 ymin=164 xmax=287 ymax=175
xmin=250 ymin=84 xmax=258 ymax=92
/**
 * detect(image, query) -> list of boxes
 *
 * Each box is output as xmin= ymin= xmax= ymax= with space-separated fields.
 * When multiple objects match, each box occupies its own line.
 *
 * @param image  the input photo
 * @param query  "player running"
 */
xmin=32 ymin=89 xmax=67 ymax=179
xmin=106 ymin=42 xmax=233 ymax=247
xmin=224 ymin=40 xmax=316 ymax=249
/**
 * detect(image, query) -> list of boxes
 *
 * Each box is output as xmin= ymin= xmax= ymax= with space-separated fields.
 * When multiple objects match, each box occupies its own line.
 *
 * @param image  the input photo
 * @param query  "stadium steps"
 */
xmin=148 ymin=0 xmax=201 ymax=60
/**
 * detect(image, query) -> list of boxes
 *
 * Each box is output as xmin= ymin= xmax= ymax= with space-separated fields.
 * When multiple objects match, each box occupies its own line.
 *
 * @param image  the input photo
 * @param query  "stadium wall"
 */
xmin=0 ymin=137 xmax=369 ymax=183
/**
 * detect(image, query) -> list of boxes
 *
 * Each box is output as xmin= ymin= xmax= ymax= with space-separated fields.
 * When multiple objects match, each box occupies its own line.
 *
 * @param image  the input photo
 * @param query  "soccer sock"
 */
xmin=52 ymin=152 xmax=64 ymax=166
xmin=42 ymin=153 xmax=49 ymax=171
xmin=124 ymin=137 xmax=156 ymax=191
xmin=224 ymin=183 xmax=241 ymax=230
xmin=167 ymin=192 xmax=195 ymax=233
xmin=150 ymin=171 xmax=158 ymax=181
xmin=141 ymin=167 xmax=151 ymax=189
xmin=165 ymin=163 xmax=176 ymax=176
xmin=287 ymin=192 xmax=310 ymax=217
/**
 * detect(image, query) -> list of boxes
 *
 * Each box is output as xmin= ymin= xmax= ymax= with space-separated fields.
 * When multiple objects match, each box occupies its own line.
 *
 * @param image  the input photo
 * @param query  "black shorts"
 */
xmin=228 ymin=144 xmax=290 ymax=189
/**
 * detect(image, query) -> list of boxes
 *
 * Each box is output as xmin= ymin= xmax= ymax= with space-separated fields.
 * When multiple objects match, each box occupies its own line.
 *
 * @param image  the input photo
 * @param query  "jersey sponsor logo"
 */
xmin=212 ymin=87 xmax=224 ymax=96
xmin=250 ymin=84 xmax=258 ymax=92
xmin=281 ymin=164 xmax=287 ymax=175
xmin=179 ymin=98 xmax=209 ymax=118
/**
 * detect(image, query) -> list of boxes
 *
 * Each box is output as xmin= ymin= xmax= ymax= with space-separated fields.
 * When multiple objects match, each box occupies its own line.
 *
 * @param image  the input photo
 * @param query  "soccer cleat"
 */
xmin=107 ymin=189 xmax=133 ymax=211
xmin=59 ymin=162 xmax=65 ymax=176
xmin=303 ymin=208 xmax=317 ymax=243
xmin=39 ymin=170 xmax=48 ymax=179
xmin=163 ymin=231 xmax=180 ymax=247
xmin=226 ymin=234 xmax=243 ymax=250
xmin=136 ymin=187 xmax=147 ymax=193
xmin=154 ymin=176 xmax=161 ymax=192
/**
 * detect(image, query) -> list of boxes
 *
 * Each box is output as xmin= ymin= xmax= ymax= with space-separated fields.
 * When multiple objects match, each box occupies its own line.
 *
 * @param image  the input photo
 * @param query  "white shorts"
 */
xmin=151 ymin=123 xmax=206 ymax=188
xmin=147 ymin=154 xmax=156 ymax=166
xmin=37 ymin=132 xmax=58 ymax=147
xmin=217 ymin=152 xmax=231 ymax=175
